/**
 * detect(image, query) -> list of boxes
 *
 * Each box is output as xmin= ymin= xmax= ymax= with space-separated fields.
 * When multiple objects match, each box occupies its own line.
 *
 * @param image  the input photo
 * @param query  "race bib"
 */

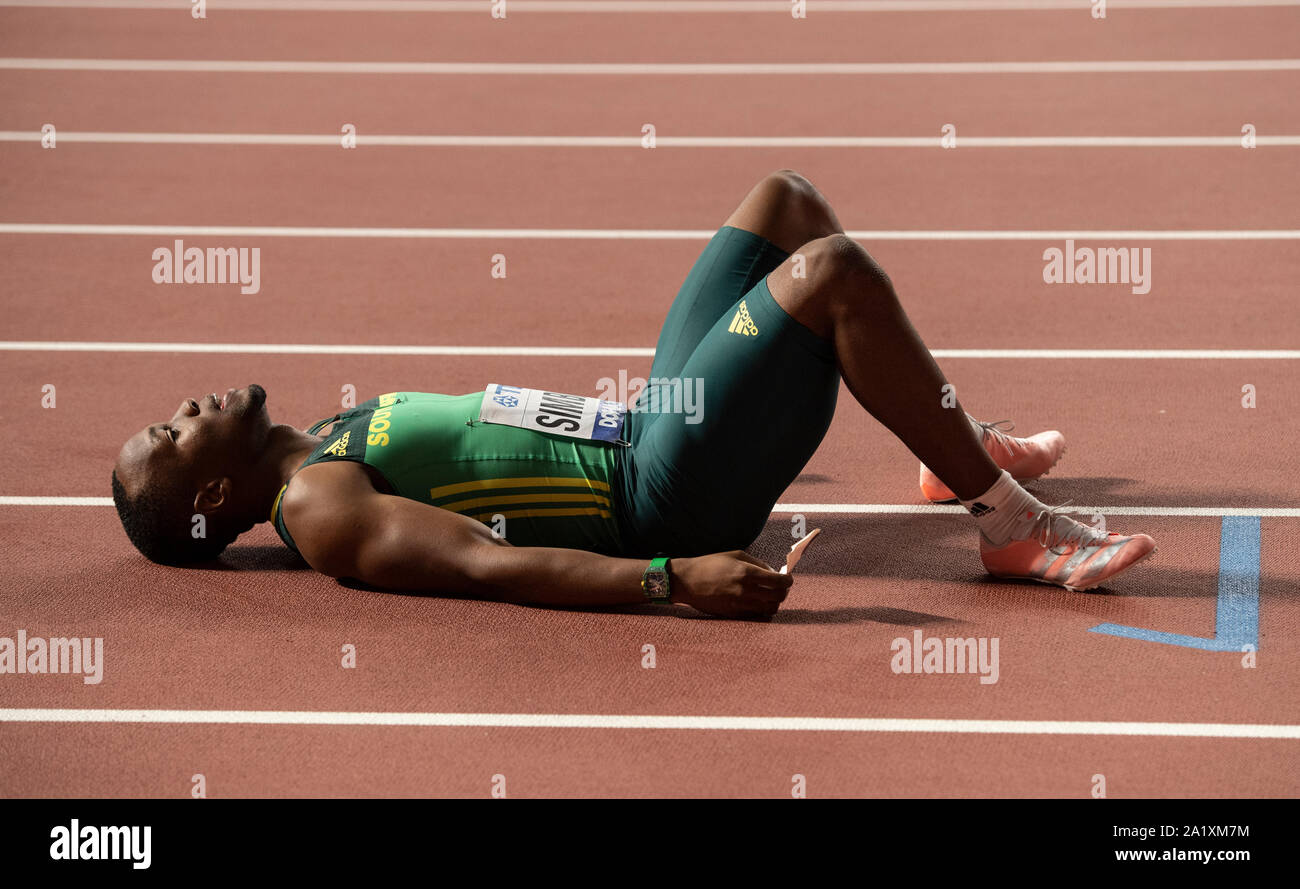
xmin=478 ymin=383 xmax=627 ymax=444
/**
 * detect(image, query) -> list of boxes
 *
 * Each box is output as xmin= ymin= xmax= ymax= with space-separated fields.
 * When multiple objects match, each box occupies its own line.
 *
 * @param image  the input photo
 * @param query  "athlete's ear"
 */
xmin=193 ymin=478 xmax=229 ymax=514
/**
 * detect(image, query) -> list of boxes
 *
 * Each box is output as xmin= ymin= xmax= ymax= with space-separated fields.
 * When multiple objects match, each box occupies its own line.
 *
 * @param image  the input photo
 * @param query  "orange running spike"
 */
xmin=920 ymin=418 xmax=1066 ymax=502
xmin=979 ymin=504 xmax=1156 ymax=592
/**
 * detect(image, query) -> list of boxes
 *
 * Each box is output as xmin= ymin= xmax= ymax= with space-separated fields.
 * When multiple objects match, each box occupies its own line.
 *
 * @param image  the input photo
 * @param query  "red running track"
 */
xmin=0 ymin=1 xmax=1297 ymax=797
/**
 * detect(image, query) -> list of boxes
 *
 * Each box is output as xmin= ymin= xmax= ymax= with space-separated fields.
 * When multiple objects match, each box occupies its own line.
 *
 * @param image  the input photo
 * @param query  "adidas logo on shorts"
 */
xmin=727 ymin=300 xmax=759 ymax=336
xmin=967 ymin=502 xmax=995 ymax=518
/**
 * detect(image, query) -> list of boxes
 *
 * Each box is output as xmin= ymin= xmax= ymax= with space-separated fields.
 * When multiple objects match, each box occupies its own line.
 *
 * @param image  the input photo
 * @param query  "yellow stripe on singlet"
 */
xmin=269 ymin=484 xmax=288 ymax=524
xmin=428 ymin=475 xmax=611 ymax=500
xmin=441 ymin=491 xmax=613 ymax=512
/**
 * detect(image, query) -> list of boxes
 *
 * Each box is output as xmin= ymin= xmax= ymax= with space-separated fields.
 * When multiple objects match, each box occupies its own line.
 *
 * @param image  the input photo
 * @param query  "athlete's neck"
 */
xmin=250 ymin=423 xmax=323 ymax=523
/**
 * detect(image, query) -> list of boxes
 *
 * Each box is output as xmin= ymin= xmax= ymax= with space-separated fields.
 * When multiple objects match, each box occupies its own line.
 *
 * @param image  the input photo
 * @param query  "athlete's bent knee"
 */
xmin=796 ymin=234 xmax=873 ymax=284
xmin=759 ymin=171 xmax=840 ymax=239
xmin=769 ymin=233 xmax=898 ymax=337
xmin=764 ymin=168 xmax=815 ymax=196
xmin=795 ymin=234 xmax=894 ymax=316
xmin=768 ymin=169 xmax=827 ymax=212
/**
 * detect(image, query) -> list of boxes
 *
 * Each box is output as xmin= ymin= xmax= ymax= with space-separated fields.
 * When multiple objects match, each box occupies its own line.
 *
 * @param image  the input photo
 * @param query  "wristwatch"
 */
xmin=641 ymin=556 xmax=672 ymax=602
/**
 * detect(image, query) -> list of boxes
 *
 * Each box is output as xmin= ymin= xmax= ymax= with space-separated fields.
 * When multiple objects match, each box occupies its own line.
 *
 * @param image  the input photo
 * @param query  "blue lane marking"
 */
xmin=1089 ymin=516 xmax=1260 ymax=651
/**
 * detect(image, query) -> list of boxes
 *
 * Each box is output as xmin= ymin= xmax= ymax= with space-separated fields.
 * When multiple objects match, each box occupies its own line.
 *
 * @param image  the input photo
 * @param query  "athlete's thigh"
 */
xmin=625 ymin=274 xmax=840 ymax=556
xmin=647 ymin=226 xmax=789 ymax=386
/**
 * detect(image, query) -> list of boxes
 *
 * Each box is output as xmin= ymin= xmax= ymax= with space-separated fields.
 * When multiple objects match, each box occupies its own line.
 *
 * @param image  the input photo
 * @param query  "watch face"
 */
xmin=645 ymin=572 xmax=668 ymax=597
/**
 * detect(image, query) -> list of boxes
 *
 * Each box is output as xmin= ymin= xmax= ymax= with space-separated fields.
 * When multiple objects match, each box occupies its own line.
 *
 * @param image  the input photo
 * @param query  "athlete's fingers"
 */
xmin=744 ymin=589 xmax=781 ymax=607
xmin=743 ymin=583 xmax=790 ymax=608
xmin=732 ymin=551 xmax=778 ymax=572
xmin=746 ymin=574 xmax=791 ymax=598
xmin=734 ymin=554 xmax=788 ymax=580
xmin=746 ymin=565 xmax=794 ymax=590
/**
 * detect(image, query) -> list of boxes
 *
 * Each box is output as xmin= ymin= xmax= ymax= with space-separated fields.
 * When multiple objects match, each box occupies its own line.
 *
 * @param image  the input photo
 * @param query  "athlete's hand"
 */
xmin=670 ymin=551 xmax=793 ymax=620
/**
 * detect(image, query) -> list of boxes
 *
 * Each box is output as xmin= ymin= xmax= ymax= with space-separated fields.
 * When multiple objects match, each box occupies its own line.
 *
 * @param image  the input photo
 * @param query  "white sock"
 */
xmin=959 ymin=470 xmax=1045 ymax=546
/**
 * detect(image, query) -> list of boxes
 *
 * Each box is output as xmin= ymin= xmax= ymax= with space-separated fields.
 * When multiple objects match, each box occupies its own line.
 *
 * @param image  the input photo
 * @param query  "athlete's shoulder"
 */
xmin=283 ymin=460 xmax=375 ymax=512
xmin=280 ymin=461 xmax=380 ymax=575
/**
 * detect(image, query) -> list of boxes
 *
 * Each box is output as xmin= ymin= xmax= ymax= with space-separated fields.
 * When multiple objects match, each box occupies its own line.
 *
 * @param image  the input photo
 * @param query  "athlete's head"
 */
xmin=112 ymin=384 xmax=274 ymax=565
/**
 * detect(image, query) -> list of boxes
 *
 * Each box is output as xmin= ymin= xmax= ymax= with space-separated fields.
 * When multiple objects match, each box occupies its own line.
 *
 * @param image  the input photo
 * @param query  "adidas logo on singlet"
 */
xmin=323 ymin=431 xmax=351 ymax=456
xmin=727 ymin=300 xmax=759 ymax=336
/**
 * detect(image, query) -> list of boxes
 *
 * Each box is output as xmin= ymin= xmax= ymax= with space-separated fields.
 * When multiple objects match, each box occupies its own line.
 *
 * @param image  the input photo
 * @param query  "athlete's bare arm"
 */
xmin=281 ymin=461 xmax=792 ymax=619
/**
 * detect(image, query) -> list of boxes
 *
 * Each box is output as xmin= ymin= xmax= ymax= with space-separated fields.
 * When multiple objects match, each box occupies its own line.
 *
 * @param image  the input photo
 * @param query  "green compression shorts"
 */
xmin=614 ymin=225 xmax=841 ymax=557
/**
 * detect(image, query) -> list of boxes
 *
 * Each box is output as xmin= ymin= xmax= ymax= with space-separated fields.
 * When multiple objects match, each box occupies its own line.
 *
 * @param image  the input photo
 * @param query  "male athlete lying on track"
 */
xmin=112 ymin=170 xmax=1156 ymax=619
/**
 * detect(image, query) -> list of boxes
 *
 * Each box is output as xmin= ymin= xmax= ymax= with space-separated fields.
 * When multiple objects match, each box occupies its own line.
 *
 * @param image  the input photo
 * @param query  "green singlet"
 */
xmin=270 ymin=391 xmax=625 ymax=555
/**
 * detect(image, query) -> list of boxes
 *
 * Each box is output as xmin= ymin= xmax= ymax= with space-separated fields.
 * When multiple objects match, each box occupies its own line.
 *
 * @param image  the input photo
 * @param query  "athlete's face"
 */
xmin=114 ymin=384 xmax=273 ymax=504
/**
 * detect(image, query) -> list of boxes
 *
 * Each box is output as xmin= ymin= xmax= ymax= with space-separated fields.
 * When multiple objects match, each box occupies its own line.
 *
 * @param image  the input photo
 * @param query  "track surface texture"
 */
xmin=0 ymin=0 xmax=1296 ymax=798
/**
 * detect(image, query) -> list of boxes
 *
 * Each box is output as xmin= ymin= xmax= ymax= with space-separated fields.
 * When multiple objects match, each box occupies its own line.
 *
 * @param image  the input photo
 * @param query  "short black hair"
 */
xmin=111 ymin=469 xmax=235 ymax=565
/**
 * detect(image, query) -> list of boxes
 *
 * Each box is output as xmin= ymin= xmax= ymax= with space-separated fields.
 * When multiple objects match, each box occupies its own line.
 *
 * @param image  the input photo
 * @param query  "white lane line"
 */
xmin=0 ymin=497 xmax=114 ymax=506
xmin=770 ymin=504 xmax=1300 ymax=517
xmin=5 ymin=131 xmax=1300 ymax=147
xmin=4 ymin=58 xmax=1299 ymax=74
xmin=5 ymin=497 xmax=1298 ymax=516
xmin=4 ymin=0 xmax=1298 ymax=11
xmin=930 ymin=349 xmax=1300 ymax=358
xmin=1 ymin=342 xmax=1297 ymax=359
xmin=1 ymin=709 xmax=1296 ymax=738
xmin=0 ymin=341 xmax=657 ymax=356
xmin=0 ymin=224 xmax=719 ymax=239
xmin=3 ymin=224 xmax=1299 ymax=240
